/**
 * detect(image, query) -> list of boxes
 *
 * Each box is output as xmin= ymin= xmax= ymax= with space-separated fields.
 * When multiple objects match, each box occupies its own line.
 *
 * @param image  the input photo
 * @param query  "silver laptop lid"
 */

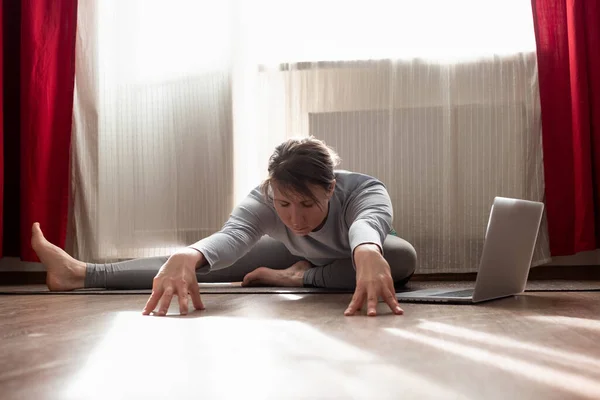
xmin=472 ymin=197 xmax=544 ymax=302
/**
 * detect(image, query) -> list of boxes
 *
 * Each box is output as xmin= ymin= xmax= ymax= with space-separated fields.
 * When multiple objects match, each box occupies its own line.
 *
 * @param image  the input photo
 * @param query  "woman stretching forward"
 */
xmin=32 ymin=137 xmax=417 ymax=317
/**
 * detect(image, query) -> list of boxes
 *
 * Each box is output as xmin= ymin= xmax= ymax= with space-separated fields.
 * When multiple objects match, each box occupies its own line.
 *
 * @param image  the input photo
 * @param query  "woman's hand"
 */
xmin=345 ymin=244 xmax=404 ymax=317
xmin=142 ymin=248 xmax=205 ymax=316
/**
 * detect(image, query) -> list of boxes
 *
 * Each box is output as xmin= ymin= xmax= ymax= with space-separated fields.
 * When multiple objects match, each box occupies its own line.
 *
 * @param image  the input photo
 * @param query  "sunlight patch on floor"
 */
xmin=526 ymin=315 xmax=600 ymax=331
xmin=417 ymin=321 xmax=600 ymax=371
xmin=277 ymin=293 xmax=304 ymax=301
xmin=384 ymin=327 xmax=600 ymax=399
xmin=64 ymin=312 xmax=463 ymax=400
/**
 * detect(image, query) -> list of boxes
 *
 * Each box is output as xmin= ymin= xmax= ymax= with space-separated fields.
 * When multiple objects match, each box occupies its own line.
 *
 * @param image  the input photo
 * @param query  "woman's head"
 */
xmin=261 ymin=136 xmax=340 ymax=235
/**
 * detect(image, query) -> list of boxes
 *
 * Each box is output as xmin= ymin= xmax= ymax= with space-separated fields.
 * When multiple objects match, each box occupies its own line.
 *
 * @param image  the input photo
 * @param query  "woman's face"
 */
xmin=271 ymin=181 xmax=335 ymax=235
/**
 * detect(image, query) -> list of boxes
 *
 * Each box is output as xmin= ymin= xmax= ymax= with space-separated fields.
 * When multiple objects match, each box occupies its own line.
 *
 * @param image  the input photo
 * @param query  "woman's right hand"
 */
xmin=142 ymin=248 xmax=205 ymax=316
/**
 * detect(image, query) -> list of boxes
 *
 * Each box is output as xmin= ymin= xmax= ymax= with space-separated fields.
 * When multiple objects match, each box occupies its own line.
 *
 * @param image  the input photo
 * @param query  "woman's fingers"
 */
xmin=177 ymin=284 xmax=189 ymax=315
xmin=385 ymin=277 xmax=404 ymax=315
xmin=367 ymin=289 xmax=378 ymax=317
xmin=383 ymin=288 xmax=404 ymax=315
xmin=345 ymin=289 xmax=365 ymax=316
xmin=142 ymin=254 xmax=204 ymax=317
xmin=157 ymin=286 xmax=175 ymax=316
xmin=142 ymin=287 xmax=164 ymax=315
xmin=189 ymin=282 xmax=205 ymax=311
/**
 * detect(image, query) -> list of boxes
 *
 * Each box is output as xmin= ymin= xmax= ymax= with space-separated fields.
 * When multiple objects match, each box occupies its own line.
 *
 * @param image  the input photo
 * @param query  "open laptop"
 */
xmin=396 ymin=197 xmax=545 ymax=304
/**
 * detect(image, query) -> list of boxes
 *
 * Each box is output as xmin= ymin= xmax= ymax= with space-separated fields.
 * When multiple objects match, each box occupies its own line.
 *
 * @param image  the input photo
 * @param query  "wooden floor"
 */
xmin=1 ymin=290 xmax=600 ymax=400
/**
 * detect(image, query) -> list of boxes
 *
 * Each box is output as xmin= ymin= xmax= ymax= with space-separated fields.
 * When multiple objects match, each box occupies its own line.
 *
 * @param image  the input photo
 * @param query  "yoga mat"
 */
xmin=0 ymin=280 xmax=598 ymax=295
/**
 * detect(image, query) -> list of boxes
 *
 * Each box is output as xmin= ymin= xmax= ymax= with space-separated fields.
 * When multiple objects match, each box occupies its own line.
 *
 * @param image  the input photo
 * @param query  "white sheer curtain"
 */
xmin=71 ymin=0 xmax=234 ymax=261
xmin=70 ymin=0 xmax=551 ymax=272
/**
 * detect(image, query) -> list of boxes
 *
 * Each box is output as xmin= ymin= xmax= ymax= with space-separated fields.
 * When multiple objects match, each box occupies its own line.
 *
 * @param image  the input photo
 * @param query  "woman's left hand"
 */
xmin=345 ymin=244 xmax=404 ymax=317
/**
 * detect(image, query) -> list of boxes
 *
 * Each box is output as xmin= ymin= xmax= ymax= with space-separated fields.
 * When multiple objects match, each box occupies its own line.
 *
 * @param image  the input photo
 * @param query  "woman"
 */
xmin=32 ymin=137 xmax=417 ymax=317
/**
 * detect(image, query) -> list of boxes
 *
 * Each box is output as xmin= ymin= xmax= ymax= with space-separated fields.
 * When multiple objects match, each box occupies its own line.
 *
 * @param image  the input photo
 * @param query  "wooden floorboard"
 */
xmin=1 ymin=290 xmax=600 ymax=399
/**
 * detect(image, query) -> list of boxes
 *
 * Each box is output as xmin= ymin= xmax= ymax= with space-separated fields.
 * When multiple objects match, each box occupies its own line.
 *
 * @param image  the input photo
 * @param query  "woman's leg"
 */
xmin=83 ymin=236 xmax=305 ymax=289
xmin=32 ymin=219 xmax=172 ymax=290
xmin=303 ymin=235 xmax=417 ymax=290
xmin=85 ymin=256 xmax=169 ymax=289
xmin=196 ymin=236 xmax=305 ymax=283
xmin=34 ymin=217 xmax=415 ymax=291
xmin=34 ymin=215 xmax=305 ymax=290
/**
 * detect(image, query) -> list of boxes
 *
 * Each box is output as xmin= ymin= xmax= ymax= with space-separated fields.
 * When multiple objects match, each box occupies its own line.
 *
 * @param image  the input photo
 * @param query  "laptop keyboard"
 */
xmin=430 ymin=289 xmax=474 ymax=297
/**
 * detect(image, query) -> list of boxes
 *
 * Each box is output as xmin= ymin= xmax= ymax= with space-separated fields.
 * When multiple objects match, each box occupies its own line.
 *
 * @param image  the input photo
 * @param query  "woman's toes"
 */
xmin=242 ymin=267 xmax=265 ymax=287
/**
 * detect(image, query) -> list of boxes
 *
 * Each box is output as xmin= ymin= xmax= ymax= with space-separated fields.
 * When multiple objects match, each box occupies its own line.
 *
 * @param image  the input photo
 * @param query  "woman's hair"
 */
xmin=261 ymin=136 xmax=341 ymax=205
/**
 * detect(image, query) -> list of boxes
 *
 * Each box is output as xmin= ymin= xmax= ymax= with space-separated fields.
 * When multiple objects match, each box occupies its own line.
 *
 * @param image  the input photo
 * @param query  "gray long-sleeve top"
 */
xmin=189 ymin=170 xmax=393 ymax=270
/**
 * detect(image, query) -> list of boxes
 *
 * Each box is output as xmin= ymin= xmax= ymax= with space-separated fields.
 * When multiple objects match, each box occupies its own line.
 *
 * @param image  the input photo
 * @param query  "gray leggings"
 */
xmin=85 ymin=235 xmax=417 ymax=290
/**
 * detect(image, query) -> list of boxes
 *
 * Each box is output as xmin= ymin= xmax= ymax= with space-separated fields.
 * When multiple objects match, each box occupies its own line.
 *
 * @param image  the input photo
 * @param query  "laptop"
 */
xmin=396 ymin=197 xmax=544 ymax=304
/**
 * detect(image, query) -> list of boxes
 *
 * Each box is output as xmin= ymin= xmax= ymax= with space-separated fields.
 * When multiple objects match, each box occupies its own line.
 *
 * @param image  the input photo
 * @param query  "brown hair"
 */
xmin=261 ymin=136 xmax=341 ymax=207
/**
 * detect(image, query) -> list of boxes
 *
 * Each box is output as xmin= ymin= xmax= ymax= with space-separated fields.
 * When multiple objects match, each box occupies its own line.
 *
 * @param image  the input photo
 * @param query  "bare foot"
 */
xmin=242 ymin=261 xmax=312 ymax=287
xmin=31 ymin=223 xmax=86 ymax=291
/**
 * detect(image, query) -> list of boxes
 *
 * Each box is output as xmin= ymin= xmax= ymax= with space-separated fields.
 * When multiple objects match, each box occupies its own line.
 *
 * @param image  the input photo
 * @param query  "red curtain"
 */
xmin=16 ymin=0 xmax=78 ymax=261
xmin=532 ymin=0 xmax=600 ymax=256
xmin=2 ymin=0 xmax=21 ymax=258
xmin=0 ymin=0 xmax=4 ymax=257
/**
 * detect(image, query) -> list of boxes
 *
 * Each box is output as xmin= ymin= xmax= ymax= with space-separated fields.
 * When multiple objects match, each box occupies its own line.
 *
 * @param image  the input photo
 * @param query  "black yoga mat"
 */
xmin=0 ymin=280 xmax=598 ymax=295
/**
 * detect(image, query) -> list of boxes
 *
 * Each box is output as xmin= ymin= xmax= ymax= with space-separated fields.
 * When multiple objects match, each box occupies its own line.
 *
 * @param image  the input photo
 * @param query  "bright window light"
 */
xmin=244 ymin=0 xmax=537 ymax=64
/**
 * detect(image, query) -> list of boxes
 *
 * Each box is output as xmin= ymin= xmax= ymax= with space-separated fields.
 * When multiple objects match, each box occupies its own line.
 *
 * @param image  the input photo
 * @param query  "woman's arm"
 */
xmin=344 ymin=181 xmax=403 ymax=317
xmin=345 ymin=181 xmax=393 ymax=263
xmin=188 ymin=189 xmax=275 ymax=271
xmin=142 ymin=189 xmax=275 ymax=317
